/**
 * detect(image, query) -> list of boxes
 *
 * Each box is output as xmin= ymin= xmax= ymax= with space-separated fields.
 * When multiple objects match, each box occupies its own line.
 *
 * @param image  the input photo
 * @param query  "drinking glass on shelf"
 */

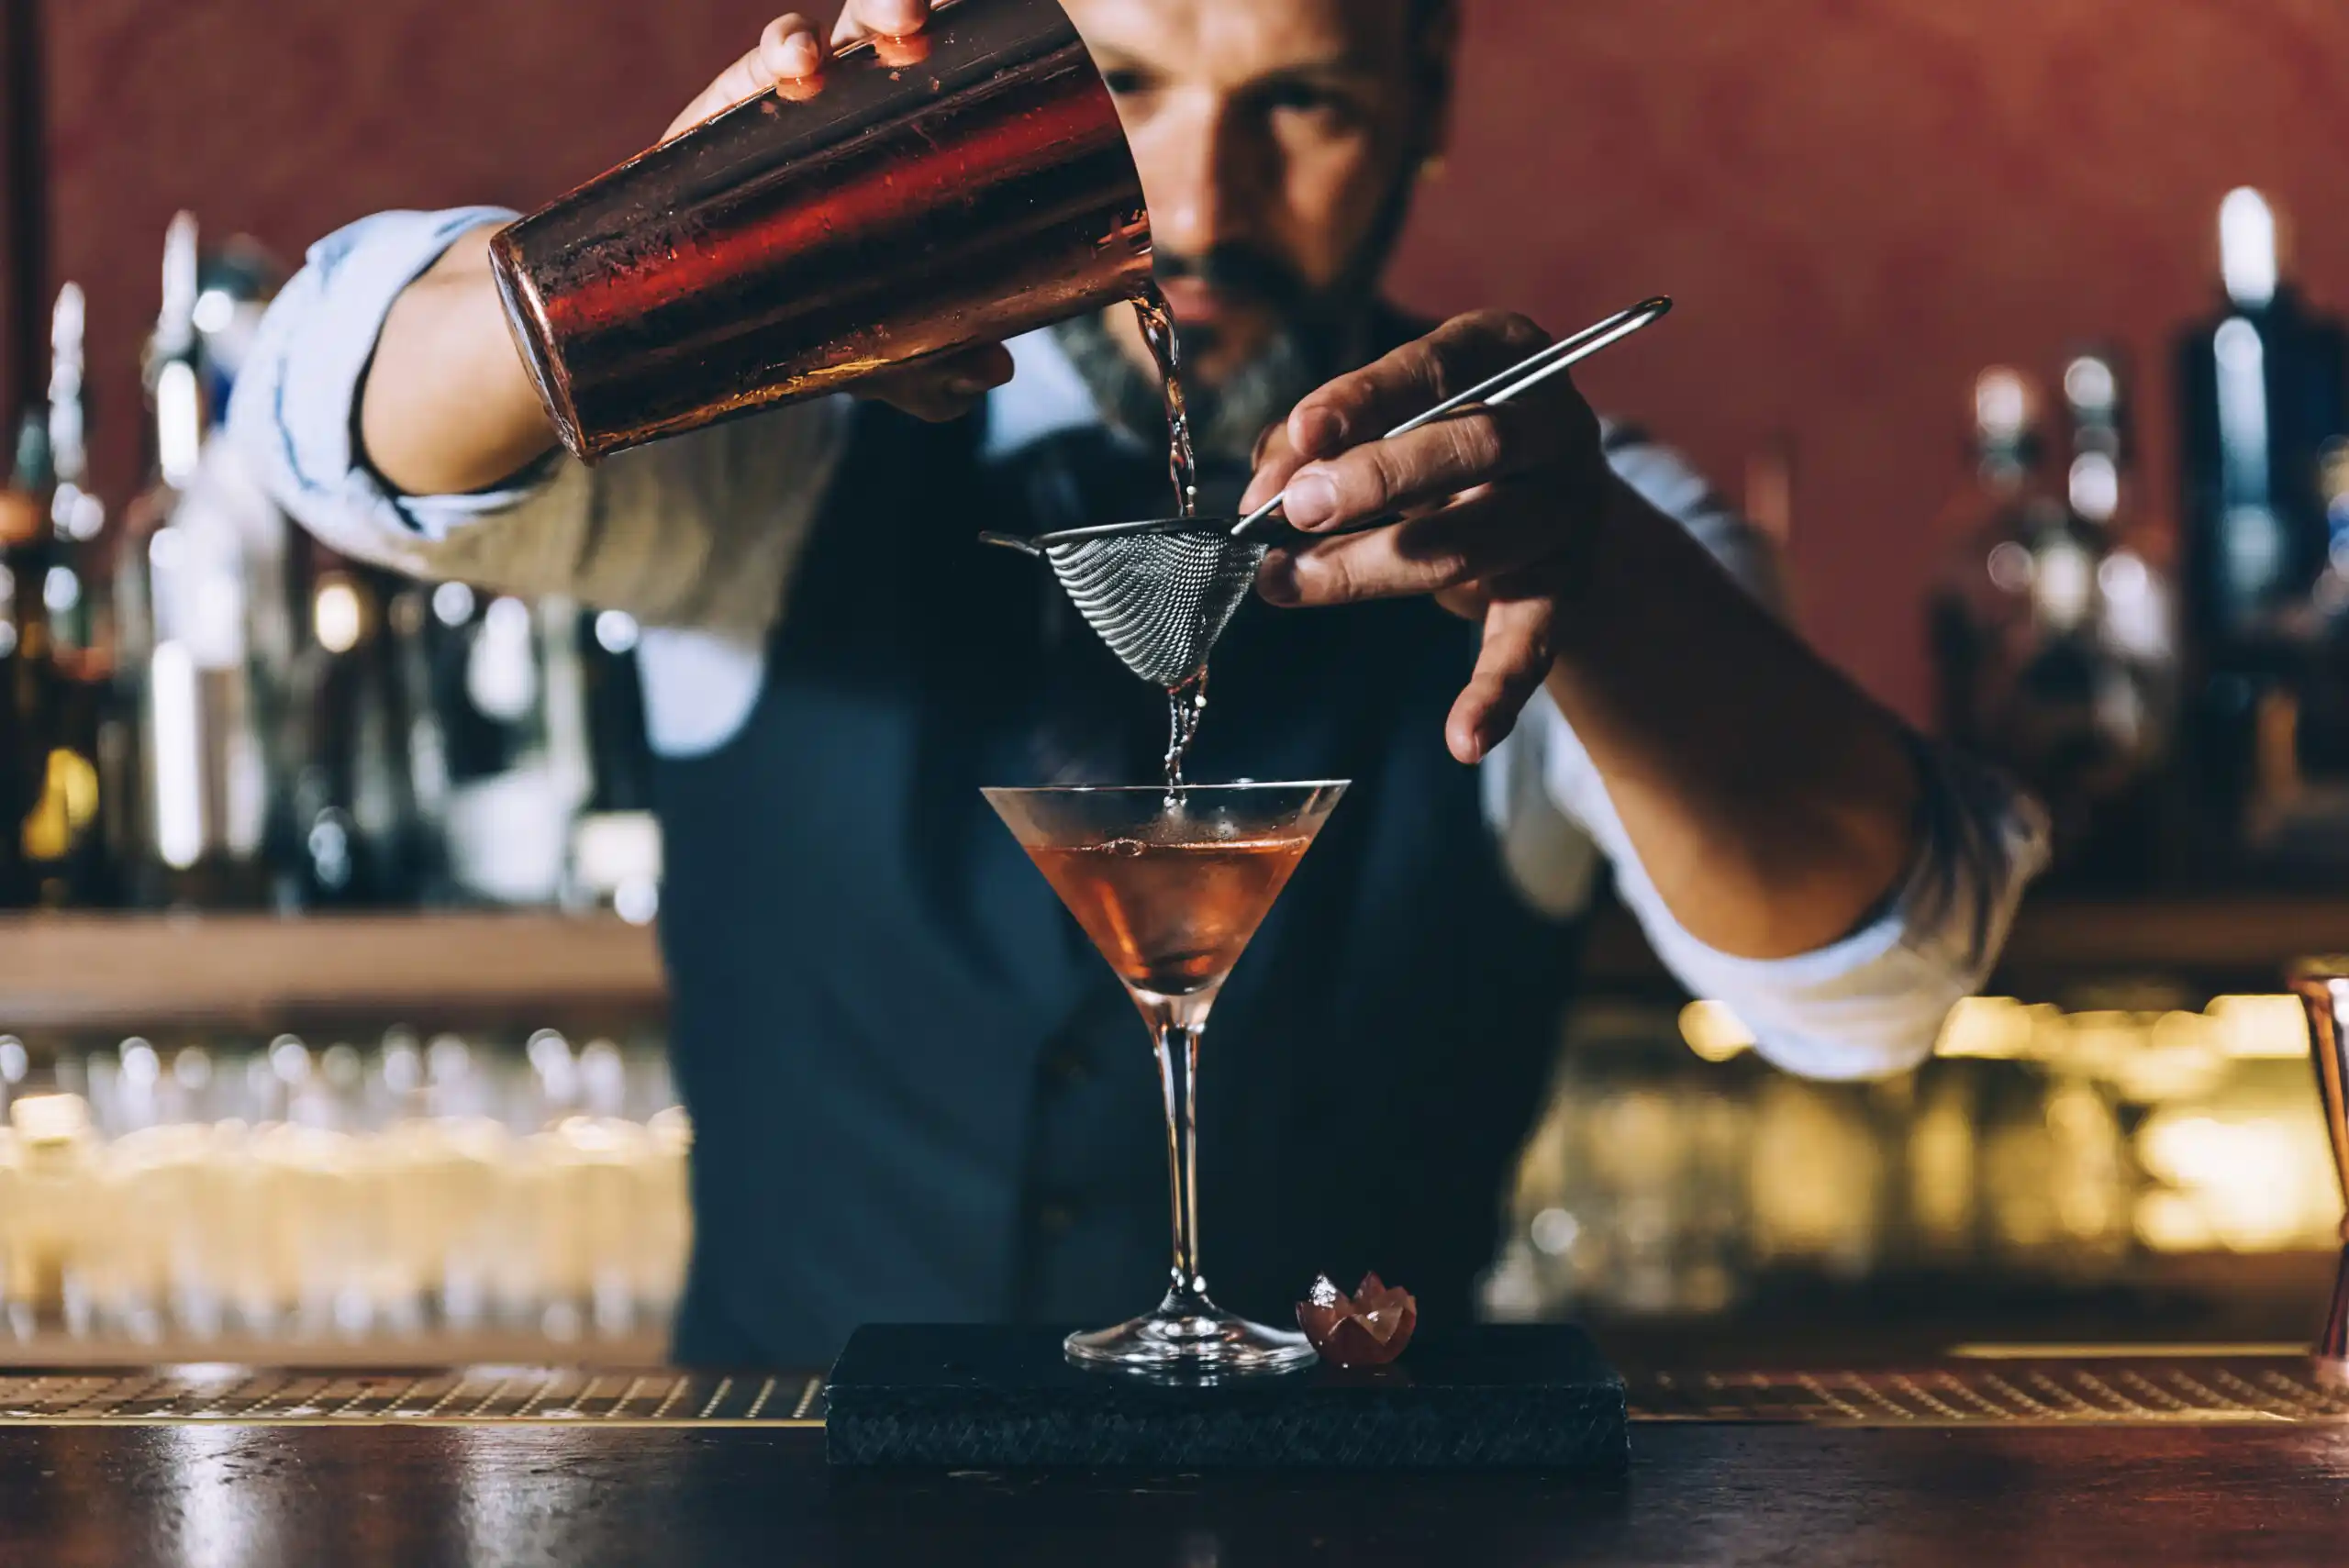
xmin=5 ymin=1082 xmax=100 ymax=1339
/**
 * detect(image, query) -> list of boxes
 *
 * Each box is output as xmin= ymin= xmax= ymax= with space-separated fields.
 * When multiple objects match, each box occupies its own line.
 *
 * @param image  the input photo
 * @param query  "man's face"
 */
xmin=1063 ymin=0 xmax=1452 ymax=385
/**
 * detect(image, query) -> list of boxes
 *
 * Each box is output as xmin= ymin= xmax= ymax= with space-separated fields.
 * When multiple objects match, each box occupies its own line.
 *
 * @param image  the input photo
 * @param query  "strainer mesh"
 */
xmin=1042 ymin=530 xmax=1267 ymax=688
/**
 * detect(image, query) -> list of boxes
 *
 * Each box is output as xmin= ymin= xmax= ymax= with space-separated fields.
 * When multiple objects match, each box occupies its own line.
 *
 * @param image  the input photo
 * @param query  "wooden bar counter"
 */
xmin=3 ymin=1355 xmax=2345 ymax=1565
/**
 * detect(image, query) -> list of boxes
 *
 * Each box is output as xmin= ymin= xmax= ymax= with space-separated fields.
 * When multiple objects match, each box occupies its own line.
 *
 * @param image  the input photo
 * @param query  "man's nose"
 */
xmin=1143 ymin=98 xmax=1264 ymax=258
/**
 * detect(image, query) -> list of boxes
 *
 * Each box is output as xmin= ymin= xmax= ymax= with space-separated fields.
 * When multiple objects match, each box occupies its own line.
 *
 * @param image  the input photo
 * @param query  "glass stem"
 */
xmin=1141 ymin=988 xmax=1217 ymax=1313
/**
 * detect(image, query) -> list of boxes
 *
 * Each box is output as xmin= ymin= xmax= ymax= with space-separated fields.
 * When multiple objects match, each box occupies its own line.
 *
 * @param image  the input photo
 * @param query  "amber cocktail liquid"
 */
xmin=986 ymin=783 xmax=1347 ymax=1377
xmin=1023 ymin=837 xmax=1310 ymax=996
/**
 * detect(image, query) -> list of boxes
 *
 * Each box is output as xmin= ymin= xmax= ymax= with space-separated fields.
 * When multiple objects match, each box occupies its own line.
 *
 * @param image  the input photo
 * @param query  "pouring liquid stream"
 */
xmin=1132 ymin=282 xmax=1201 ymax=523
xmin=1133 ymin=283 xmax=1210 ymax=796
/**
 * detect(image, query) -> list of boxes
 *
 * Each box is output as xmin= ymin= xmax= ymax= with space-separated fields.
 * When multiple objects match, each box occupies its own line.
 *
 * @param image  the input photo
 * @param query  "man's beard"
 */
xmin=1050 ymin=305 xmax=1353 ymax=480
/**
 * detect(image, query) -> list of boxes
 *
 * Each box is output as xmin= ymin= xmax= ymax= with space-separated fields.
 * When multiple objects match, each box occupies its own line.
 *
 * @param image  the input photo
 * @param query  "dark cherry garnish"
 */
xmin=1296 ymin=1272 xmax=1418 ymax=1368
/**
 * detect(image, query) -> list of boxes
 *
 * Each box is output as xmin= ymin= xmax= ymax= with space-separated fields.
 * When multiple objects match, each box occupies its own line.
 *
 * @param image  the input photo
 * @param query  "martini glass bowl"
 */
xmin=985 ymin=781 xmax=1348 ymax=1376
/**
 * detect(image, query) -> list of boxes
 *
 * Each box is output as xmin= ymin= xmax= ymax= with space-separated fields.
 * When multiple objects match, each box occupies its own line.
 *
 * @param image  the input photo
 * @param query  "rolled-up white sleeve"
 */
xmin=1541 ymin=709 xmax=2048 ymax=1080
xmin=226 ymin=206 xmax=846 ymax=642
xmin=1508 ymin=425 xmax=2050 ymax=1080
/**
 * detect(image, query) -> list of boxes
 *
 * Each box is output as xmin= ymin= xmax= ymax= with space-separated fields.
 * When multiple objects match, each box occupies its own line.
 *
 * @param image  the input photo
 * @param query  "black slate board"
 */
xmin=823 ymin=1323 xmax=1628 ymax=1471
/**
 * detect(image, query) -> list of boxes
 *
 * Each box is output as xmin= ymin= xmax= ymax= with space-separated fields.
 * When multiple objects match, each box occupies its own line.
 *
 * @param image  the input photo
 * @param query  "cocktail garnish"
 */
xmin=1296 ymin=1272 xmax=1418 ymax=1368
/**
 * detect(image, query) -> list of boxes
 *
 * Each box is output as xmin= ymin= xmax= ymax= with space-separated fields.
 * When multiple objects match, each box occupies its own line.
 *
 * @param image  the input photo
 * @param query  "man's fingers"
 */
xmin=836 ymin=0 xmax=931 ymax=45
xmin=1447 ymin=592 xmax=1558 ymax=764
xmin=1240 ymin=423 xmax=1308 ymax=517
xmin=1433 ymin=583 xmax=1491 ymax=622
xmin=760 ymin=13 xmax=825 ymax=77
xmin=1282 ymin=310 xmax=1553 ymax=463
xmin=1277 ymin=400 xmax=1569 ymax=532
xmin=1257 ymin=485 xmax=1559 ymax=606
xmin=664 ymin=15 xmax=824 ymax=140
xmin=866 ymin=380 xmax=985 ymax=423
xmin=866 ymin=347 xmax=1013 ymax=417
xmin=931 ymin=341 xmax=1017 ymax=394
xmin=861 ymin=342 xmax=1014 ymax=422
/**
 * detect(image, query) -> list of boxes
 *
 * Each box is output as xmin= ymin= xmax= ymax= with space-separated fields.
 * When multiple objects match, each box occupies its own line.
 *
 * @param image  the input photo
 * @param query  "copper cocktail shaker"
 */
xmin=2287 ymin=962 xmax=2349 ymax=1381
xmin=488 ymin=0 xmax=1152 ymax=462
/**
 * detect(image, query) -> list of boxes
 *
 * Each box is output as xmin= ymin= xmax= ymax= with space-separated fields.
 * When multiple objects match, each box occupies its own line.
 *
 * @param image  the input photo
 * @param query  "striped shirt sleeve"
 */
xmin=226 ymin=206 xmax=848 ymax=643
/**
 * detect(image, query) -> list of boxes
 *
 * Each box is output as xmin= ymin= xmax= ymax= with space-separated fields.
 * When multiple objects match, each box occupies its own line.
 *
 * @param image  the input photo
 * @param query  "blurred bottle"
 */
xmin=280 ymin=544 xmax=431 ymax=906
xmin=117 ymin=213 xmax=271 ymax=906
xmin=2058 ymin=349 xmax=2180 ymax=881
xmin=189 ymin=238 xmax=284 ymax=422
xmin=141 ymin=228 xmax=444 ymax=911
xmin=2177 ymin=188 xmax=2349 ymax=879
xmin=188 ymin=239 xmax=309 ymax=911
xmin=389 ymin=580 xmax=661 ymax=916
xmin=411 ymin=584 xmax=590 ymax=906
xmin=1932 ymin=367 xmax=2051 ymax=760
xmin=0 ymin=409 xmax=56 ymax=906
xmin=2180 ymin=189 xmax=2345 ymax=660
xmin=31 ymin=284 xmax=117 ymax=906
xmin=1931 ymin=361 xmax=2176 ymax=885
xmin=569 ymin=607 xmax=659 ymax=921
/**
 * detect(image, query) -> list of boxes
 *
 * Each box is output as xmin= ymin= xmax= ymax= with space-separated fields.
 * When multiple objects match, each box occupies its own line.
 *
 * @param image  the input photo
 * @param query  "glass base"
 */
xmin=1064 ymin=1294 xmax=1317 ymax=1380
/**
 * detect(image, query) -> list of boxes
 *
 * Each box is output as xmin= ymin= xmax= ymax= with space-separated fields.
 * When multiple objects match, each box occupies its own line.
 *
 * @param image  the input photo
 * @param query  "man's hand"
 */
xmin=1250 ymin=311 xmax=1925 ymax=961
xmin=1243 ymin=311 xmax=1614 ymax=765
xmin=662 ymin=5 xmax=1014 ymax=423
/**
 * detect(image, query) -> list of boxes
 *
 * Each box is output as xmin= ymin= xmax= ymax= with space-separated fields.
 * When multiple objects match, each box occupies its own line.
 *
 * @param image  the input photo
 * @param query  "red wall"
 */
xmin=39 ymin=0 xmax=2349 ymax=719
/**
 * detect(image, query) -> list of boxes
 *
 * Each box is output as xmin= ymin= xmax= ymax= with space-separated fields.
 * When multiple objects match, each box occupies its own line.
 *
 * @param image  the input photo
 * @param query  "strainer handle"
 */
xmin=1230 ymin=295 xmax=1673 ymax=541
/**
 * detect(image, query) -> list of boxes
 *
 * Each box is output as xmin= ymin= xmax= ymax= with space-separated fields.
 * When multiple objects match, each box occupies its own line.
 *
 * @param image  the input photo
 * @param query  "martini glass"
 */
xmin=985 ymin=781 xmax=1348 ymax=1375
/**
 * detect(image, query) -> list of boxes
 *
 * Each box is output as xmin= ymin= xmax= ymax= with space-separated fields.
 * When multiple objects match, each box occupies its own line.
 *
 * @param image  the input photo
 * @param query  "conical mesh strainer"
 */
xmin=1033 ymin=520 xmax=1268 ymax=689
xmin=983 ymin=296 xmax=1671 ymax=687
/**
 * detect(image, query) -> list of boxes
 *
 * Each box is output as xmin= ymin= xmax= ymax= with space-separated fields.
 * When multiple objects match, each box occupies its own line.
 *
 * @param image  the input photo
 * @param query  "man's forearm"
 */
xmin=359 ymin=225 xmax=558 ymax=497
xmin=1544 ymin=477 xmax=1921 ymax=961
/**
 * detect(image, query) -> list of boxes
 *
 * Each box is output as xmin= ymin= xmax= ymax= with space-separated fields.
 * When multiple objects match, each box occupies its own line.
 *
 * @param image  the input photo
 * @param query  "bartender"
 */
xmin=231 ymin=0 xmax=2044 ymax=1367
